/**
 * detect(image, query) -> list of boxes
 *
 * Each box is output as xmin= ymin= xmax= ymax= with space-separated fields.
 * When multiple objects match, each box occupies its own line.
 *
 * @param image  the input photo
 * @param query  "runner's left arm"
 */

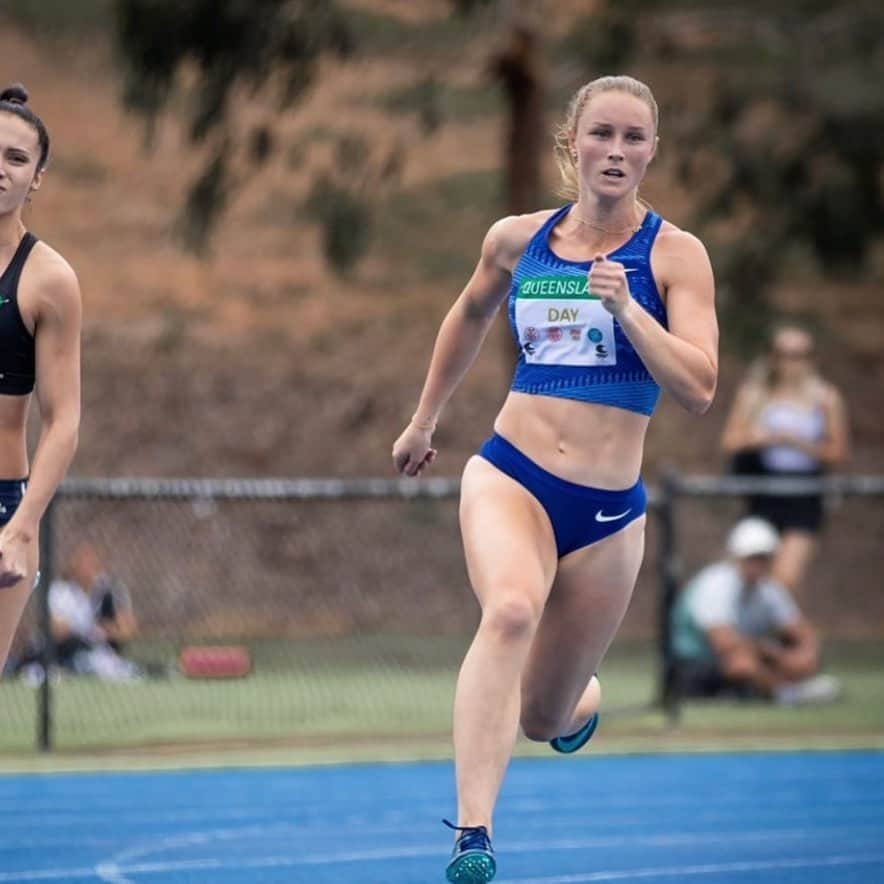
xmin=589 ymin=231 xmax=718 ymax=415
xmin=7 ymin=260 xmax=81 ymax=539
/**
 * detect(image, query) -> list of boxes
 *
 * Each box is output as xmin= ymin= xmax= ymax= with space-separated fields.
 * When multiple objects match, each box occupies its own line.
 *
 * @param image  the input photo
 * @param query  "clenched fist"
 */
xmin=588 ymin=254 xmax=632 ymax=318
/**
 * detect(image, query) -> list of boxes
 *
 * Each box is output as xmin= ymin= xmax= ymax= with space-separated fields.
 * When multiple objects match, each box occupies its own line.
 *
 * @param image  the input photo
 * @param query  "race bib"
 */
xmin=515 ymin=275 xmax=616 ymax=366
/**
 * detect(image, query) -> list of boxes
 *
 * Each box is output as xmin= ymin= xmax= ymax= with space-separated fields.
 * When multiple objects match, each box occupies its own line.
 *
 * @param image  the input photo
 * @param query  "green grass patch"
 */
xmin=345 ymin=7 xmax=494 ymax=61
xmin=1 ymin=0 xmax=112 ymax=35
xmin=2 ymin=638 xmax=882 ymax=771
xmin=0 ymin=634 xmax=471 ymax=755
xmin=374 ymin=170 xmax=500 ymax=285
xmin=375 ymin=79 xmax=498 ymax=128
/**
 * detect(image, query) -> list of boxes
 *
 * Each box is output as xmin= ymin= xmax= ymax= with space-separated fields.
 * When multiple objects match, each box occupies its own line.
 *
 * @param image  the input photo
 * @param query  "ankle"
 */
xmin=447 ymin=817 xmax=492 ymax=838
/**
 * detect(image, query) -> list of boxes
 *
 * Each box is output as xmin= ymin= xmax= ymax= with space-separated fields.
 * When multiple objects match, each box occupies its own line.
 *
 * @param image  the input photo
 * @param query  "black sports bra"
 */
xmin=0 ymin=232 xmax=37 ymax=396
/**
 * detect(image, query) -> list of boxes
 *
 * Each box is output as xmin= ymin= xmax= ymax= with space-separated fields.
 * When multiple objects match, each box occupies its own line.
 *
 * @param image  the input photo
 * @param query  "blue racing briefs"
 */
xmin=478 ymin=433 xmax=646 ymax=558
xmin=0 ymin=478 xmax=26 ymax=529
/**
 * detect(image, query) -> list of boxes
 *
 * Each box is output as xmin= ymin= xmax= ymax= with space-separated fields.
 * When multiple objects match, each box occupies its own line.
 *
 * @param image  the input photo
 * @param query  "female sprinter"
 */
xmin=0 ymin=84 xmax=81 ymax=674
xmin=393 ymin=75 xmax=717 ymax=882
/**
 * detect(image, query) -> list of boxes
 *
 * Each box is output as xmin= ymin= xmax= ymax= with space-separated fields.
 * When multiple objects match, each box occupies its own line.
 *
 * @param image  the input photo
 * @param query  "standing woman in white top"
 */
xmin=721 ymin=324 xmax=849 ymax=594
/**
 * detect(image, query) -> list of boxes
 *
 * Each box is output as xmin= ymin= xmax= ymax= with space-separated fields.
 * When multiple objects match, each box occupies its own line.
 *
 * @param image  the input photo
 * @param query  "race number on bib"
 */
xmin=515 ymin=276 xmax=617 ymax=367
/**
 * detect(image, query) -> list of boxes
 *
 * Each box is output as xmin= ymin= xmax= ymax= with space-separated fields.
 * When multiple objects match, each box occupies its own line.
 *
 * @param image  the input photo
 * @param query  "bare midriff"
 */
xmin=493 ymin=391 xmax=649 ymax=490
xmin=0 ymin=395 xmax=30 ymax=479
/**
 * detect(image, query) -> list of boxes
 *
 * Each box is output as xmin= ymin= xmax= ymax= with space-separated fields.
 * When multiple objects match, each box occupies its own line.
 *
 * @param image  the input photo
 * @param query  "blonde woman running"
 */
xmin=393 ymin=75 xmax=717 ymax=882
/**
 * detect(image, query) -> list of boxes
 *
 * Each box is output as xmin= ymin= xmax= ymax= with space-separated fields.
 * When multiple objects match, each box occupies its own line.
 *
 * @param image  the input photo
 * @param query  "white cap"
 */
xmin=726 ymin=517 xmax=780 ymax=558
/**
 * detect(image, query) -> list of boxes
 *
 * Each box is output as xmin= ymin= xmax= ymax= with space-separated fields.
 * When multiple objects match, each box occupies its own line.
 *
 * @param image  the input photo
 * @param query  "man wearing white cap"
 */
xmin=671 ymin=517 xmax=840 ymax=704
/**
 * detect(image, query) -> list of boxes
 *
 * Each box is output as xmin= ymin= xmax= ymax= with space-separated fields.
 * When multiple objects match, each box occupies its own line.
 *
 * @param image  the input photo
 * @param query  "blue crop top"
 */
xmin=507 ymin=204 xmax=667 ymax=416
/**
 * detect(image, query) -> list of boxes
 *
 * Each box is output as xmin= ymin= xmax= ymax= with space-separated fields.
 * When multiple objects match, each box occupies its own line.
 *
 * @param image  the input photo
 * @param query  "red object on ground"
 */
xmin=178 ymin=645 xmax=252 ymax=679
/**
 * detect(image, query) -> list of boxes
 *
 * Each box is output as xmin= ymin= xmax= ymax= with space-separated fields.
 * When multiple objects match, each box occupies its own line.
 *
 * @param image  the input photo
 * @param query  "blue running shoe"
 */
xmin=444 ymin=819 xmax=496 ymax=883
xmin=549 ymin=711 xmax=600 ymax=754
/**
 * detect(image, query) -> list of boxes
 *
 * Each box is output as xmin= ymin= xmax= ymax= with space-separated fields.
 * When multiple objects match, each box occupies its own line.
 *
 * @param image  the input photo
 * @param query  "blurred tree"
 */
xmin=176 ymin=140 xmax=230 ymax=255
xmin=452 ymin=0 xmax=545 ymax=214
xmin=451 ymin=0 xmax=546 ymax=365
xmin=678 ymin=2 xmax=884 ymax=350
xmin=569 ymin=0 xmax=884 ymax=351
xmin=303 ymin=135 xmax=375 ymax=275
xmin=489 ymin=0 xmax=545 ymax=215
xmin=114 ymin=0 xmax=353 ymax=254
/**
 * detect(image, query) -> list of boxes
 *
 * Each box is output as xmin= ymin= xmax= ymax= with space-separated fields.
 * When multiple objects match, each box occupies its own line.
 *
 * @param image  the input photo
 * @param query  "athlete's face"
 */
xmin=571 ymin=91 xmax=657 ymax=200
xmin=0 ymin=113 xmax=43 ymax=217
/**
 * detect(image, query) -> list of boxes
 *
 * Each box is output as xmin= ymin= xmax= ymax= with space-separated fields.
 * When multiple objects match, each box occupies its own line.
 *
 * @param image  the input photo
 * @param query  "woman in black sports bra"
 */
xmin=0 ymin=83 xmax=82 ymax=674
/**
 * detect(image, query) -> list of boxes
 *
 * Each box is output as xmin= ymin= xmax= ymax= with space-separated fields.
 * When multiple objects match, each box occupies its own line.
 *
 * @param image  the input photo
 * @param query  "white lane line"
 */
xmin=35 ymin=849 xmax=884 ymax=882
xmin=92 ymin=863 xmax=132 ymax=884
xmin=0 ymin=824 xmax=880 ymax=882
xmin=503 ymin=852 xmax=884 ymax=883
xmin=0 ymin=870 xmax=99 ymax=882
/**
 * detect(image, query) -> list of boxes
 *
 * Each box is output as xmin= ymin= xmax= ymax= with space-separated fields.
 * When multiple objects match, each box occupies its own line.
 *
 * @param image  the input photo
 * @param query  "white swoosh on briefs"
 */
xmin=623 ymin=268 xmax=639 ymax=273
xmin=595 ymin=508 xmax=632 ymax=523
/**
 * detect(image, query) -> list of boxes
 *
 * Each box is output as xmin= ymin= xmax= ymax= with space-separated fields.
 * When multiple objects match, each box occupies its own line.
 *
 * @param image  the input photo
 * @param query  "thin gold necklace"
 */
xmin=574 ymin=208 xmax=642 ymax=236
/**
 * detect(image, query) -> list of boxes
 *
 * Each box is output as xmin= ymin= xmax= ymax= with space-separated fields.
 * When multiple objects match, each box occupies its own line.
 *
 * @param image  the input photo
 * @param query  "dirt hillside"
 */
xmin=3 ymin=5 xmax=882 ymax=637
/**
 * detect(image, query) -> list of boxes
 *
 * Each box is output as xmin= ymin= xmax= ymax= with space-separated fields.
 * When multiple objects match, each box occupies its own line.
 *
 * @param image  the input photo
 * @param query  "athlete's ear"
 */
xmin=650 ymin=135 xmax=659 ymax=162
xmin=29 ymin=169 xmax=43 ymax=193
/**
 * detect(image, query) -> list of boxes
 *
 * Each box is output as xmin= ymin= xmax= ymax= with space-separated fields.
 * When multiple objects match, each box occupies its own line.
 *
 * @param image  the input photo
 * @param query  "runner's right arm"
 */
xmin=392 ymin=216 xmax=526 ymax=476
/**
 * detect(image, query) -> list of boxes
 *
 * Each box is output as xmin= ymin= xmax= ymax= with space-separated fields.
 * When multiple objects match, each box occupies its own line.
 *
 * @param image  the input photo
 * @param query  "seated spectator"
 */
xmin=90 ymin=576 xmax=138 ymax=655
xmin=671 ymin=517 xmax=840 ymax=705
xmin=47 ymin=542 xmax=141 ymax=680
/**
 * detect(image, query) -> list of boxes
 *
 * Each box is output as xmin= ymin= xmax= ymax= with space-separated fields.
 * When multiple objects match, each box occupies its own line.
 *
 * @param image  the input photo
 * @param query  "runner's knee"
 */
xmin=520 ymin=705 xmax=569 ymax=742
xmin=480 ymin=592 xmax=543 ymax=643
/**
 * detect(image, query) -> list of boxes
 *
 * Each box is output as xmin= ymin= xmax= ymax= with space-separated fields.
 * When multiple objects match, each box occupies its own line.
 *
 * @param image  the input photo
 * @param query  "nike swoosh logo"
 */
xmin=595 ymin=508 xmax=631 ymax=523
xmin=623 ymin=268 xmax=639 ymax=274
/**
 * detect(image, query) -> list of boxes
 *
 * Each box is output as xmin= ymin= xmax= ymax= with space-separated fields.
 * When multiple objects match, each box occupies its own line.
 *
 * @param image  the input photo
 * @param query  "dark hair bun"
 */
xmin=0 ymin=84 xmax=29 ymax=106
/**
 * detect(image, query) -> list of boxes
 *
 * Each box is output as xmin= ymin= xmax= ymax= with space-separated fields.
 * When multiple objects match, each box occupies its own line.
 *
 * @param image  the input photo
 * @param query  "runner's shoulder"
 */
xmin=484 ymin=209 xmax=559 ymax=270
xmin=654 ymin=220 xmax=711 ymax=263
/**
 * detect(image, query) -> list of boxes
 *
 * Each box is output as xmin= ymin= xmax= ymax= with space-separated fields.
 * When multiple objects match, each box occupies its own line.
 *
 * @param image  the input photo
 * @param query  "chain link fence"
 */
xmin=2 ymin=473 xmax=882 ymax=754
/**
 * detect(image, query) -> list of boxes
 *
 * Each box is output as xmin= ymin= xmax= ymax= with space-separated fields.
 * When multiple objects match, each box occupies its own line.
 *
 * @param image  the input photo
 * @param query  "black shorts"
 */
xmin=748 ymin=490 xmax=824 ymax=534
xmin=0 ymin=479 xmax=27 ymax=529
xmin=729 ymin=452 xmax=824 ymax=534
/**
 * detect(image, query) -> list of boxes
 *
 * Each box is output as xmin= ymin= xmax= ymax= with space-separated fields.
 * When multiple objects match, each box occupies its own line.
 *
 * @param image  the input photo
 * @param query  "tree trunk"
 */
xmin=490 ymin=0 xmax=545 ymax=214
xmin=489 ymin=0 xmax=546 ymax=364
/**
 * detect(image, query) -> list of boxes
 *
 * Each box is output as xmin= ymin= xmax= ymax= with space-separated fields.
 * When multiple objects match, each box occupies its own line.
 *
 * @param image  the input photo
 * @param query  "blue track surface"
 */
xmin=1 ymin=751 xmax=883 ymax=883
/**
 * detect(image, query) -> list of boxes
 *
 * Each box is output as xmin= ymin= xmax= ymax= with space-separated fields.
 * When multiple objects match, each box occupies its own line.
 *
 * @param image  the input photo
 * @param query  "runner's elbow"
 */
xmin=682 ymin=371 xmax=716 ymax=415
xmin=679 ymin=385 xmax=714 ymax=415
xmin=689 ymin=392 xmax=714 ymax=415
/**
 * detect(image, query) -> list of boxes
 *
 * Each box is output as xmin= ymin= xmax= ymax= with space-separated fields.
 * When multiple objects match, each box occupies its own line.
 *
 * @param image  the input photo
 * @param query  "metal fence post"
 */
xmin=37 ymin=497 xmax=57 ymax=752
xmin=657 ymin=468 xmax=681 ymax=725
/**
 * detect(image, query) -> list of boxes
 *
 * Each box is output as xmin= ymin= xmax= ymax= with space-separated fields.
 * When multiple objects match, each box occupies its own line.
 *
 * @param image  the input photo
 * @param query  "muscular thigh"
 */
xmin=459 ymin=456 xmax=558 ymax=612
xmin=522 ymin=516 xmax=646 ymax=718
